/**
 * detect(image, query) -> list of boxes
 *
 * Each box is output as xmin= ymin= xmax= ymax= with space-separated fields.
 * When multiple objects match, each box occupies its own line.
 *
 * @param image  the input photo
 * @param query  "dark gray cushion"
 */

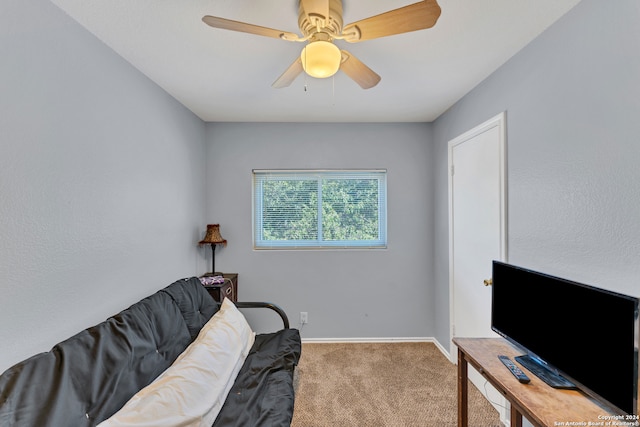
xmin=213 ymin=328 xmax=301 ymax=427
xmin=0 ymin=277 xmax=216 ymax=427
xmin=160 ymin=277 xmax=219 ymax=340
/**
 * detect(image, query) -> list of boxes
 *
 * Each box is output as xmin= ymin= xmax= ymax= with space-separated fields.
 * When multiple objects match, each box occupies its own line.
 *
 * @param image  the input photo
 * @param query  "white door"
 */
xmin=448 ymin=113 xmax=508 ymax=422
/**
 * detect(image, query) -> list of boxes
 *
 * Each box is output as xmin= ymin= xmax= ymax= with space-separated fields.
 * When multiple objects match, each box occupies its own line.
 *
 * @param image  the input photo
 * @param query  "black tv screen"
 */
xmin=491 ymin=261 xmax=639 ymax=415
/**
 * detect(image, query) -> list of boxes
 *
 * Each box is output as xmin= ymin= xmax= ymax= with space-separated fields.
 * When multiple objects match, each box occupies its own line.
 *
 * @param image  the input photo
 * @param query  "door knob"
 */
xmin=483 ymin=278 xmax=493 ymax=286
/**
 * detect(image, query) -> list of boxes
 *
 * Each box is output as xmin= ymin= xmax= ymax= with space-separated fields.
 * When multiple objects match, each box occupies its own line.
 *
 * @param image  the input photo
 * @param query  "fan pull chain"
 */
xmin=303 ymin=48 xmax=308 ymax=92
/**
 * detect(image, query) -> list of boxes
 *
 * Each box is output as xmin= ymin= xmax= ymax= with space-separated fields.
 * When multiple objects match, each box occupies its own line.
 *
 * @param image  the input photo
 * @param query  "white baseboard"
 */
xmin=301 ymin=337 xmax=451 ymax=360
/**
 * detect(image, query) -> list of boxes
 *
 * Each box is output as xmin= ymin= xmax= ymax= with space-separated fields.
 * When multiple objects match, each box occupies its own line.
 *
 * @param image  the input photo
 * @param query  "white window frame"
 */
xmin=252 ymin=169 xmax=387 ymax=249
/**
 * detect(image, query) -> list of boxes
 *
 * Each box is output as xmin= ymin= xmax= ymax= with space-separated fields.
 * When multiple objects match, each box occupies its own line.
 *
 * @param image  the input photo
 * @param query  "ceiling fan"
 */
xmin=202 ymin=0 xmax=441 ymax=89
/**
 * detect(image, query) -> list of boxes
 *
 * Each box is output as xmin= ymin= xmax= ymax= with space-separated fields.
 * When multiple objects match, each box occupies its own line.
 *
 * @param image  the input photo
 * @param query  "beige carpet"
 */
xmin=291 ymin=342 xmax=501 ymax=427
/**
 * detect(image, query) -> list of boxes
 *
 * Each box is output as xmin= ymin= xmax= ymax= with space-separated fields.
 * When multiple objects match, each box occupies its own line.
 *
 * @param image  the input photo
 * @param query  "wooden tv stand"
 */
xmin=453 ymin=337 xmax=619 ymax=427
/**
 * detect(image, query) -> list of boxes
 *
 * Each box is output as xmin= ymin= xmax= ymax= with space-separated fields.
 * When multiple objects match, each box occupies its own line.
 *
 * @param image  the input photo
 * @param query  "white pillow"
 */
xmin=98 ymin=298 xmax=255 ymax=427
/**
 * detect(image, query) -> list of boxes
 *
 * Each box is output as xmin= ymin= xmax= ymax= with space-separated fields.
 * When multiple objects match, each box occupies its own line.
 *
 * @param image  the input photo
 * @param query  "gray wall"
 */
xmin=432 ymin=0 xmax=640 ymax=349
xmin=0 ymin=0 xmax=207 ymax=372
xmin=203 ymin=123 xmax=435 ymax=337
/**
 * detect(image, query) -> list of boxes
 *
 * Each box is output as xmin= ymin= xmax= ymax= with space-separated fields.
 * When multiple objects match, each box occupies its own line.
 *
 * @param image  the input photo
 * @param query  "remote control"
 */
xmin=498 ymin=355 xmax=530 ymax=384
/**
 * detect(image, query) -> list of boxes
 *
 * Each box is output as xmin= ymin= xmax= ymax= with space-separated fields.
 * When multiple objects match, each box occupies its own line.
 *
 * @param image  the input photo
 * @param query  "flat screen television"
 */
xmin=491 ymin=260 xmax=639 ymax=415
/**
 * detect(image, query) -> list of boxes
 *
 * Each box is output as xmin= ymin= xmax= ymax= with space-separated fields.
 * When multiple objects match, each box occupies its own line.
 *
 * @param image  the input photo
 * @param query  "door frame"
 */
xmin=448 ymin=111 xmax=508 ymax=359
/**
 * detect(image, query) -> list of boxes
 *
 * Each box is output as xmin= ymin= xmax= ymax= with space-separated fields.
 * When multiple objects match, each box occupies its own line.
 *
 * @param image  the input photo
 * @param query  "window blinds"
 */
xmin=252 ymin=170 xmax=387 ymax=249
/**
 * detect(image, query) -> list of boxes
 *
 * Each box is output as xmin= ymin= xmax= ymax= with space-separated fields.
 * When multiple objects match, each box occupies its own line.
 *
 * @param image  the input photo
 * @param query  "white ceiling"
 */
xmin=51 ymin=0 xmax=582 ymax=123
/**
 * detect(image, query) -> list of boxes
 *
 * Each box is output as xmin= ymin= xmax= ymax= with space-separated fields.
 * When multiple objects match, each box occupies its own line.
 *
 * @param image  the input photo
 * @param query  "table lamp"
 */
xmin=199 ymin=224 xmax=227 ymax=275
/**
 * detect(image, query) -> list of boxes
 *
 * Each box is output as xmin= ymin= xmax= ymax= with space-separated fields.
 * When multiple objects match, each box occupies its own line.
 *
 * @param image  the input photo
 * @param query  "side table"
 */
xmin=202 ymin=273 xmax=238 ymax=303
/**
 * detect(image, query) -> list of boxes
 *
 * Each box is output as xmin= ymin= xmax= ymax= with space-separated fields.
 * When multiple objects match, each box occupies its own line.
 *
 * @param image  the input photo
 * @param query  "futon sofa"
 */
xmin=0 ymin=277 xmax=301 ymax=426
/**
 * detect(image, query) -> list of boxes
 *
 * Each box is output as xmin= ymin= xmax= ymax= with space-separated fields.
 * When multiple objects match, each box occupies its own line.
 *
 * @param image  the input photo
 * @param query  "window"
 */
xmin=253 ymin=170 xmax=387 ymax=249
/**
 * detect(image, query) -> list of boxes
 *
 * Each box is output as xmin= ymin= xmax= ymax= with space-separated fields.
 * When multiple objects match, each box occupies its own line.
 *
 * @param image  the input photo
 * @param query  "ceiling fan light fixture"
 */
xmin=300 ymin=41 xmax=341 ymax=78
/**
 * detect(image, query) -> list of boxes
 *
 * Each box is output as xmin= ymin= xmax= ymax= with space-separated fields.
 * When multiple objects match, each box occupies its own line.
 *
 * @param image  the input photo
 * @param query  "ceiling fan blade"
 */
xmin=202 ymin=15 xmax=298 ymax=40
xmin=272 ymin=58 xmax=304 ymax=88
xmin=340 ymin=50 xmax=381 ymax=89
xmin=342 ymin=0 xmax=441 ymax=43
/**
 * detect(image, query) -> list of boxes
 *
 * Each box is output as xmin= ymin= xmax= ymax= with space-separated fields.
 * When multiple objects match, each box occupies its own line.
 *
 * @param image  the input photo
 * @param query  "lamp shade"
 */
xmin=300 ymin=41 xmax=342 ymax=78
xmin=199 ymin=224 xmax=227 ymax=246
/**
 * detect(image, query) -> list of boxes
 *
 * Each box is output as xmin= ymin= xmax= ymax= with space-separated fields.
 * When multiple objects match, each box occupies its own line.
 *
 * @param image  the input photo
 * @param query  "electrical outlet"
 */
xmin=300 ymin=312 xmax=308 ymax=325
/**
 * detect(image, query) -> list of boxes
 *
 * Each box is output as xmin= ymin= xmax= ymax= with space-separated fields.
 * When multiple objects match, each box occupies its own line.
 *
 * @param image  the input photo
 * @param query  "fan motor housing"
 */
xmin=298 ymin=0 xmax=344 ymax=39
